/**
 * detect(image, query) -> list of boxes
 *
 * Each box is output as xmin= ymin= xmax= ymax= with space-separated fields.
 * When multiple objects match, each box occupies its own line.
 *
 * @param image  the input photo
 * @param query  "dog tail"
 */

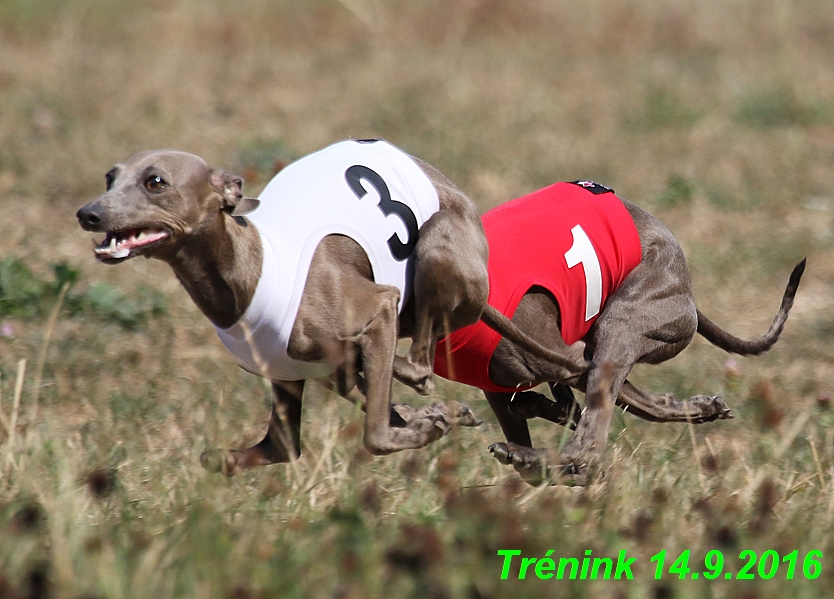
xmin=696 ymin=258 xmax=806 ymax=355
xmin=480 ymin=304 xmax=588 ymax=374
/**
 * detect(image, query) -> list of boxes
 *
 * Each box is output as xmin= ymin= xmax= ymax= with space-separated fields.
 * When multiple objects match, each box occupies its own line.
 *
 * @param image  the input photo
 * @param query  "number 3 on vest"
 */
xmin=345 ymin=165 xmax=419 ymax=262
xmin=564 ymin=224 xmax=603 ymax=321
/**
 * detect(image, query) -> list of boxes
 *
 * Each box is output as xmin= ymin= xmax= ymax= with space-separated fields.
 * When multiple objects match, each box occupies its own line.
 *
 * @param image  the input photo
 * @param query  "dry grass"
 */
xmin=1 ymin=0 xmax=833 ymax=597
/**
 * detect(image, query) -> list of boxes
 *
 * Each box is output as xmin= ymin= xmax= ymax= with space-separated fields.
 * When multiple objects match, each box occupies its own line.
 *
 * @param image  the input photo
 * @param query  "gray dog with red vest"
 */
xmin=434 ymin=180 xmax=804 ymax=483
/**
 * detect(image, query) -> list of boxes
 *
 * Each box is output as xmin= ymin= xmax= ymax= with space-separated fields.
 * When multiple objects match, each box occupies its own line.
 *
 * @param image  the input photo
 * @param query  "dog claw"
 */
xmin=488 ymin=442 xmax=548 ymax=482
xmin=560 ymin=462 xmax=581 ymax=476
xmin=453 ymin=403 xmax=483 ymax=427
xmin=488 ymin=442 xmax=512 ymax=464
xmin=706 ymin=397 xmax=733 ymax=419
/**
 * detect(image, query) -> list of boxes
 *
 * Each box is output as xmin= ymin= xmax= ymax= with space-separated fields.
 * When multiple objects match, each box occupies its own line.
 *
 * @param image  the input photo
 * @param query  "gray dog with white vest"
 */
xmin=77 ymin=139 xmax=590 ymax=475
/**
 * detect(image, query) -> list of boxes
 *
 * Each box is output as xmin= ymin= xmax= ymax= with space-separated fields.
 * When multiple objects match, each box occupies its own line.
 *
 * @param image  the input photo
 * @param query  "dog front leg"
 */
xmin=483 ymin=391 xmax=534 ymax=447
xmin=556 ymin=363 xmax=622 ymax=479
xmin=201 ymin=379 xmax=304 ymax=476
xmin=502 ymin=385 xmax=582 ymax=429
xmin=488 ymin=386 xmax=585 ymax=455
xmin=490 ymin=363 xmax=623 ymax=485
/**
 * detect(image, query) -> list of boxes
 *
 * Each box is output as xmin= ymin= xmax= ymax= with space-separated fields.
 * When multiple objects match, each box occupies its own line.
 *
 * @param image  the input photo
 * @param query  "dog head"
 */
xmin=76 ymin=150 xmax=259 ymax=264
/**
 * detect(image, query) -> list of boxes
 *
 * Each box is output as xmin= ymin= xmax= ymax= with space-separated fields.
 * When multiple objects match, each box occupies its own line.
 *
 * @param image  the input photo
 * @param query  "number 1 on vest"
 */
xmin=564 ymin=224 xmax=603 ymax=321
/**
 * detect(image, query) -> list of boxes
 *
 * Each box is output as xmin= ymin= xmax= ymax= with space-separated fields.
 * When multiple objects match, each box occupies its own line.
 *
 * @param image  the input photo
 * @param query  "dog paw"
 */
xmin=709 ymin=396 xmax=733 ymax=419
xmin=200 ymin=449 xmax=241 ymax=477
xmin=687 ymin=395 xmax=734 ymax=423
xmin=402 ymin=374 xmax=434 ymax=397
xmin=405 ymin=412 xmax=450 ymax=442
xmin=396 ymin=401 xmax=482 ymax=428
xmin=489 ymin=442 xmax=593 ymax=486
xmin=392 ymin=357 xmax=435 ymax=396
xmin=488 ymin=442 xmax=551 ymax=485
xmin=488 ymin=442 xmax=512 ymax=464
xmin=441 ymin=401 xmax=483 ymax=427
xmin=417 ymin=378 xmax=435 ymax=396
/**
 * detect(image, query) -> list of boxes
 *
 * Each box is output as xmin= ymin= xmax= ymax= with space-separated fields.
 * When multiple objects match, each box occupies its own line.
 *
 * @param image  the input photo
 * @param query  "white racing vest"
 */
xmin=215 ymin=139 xmax=440 ymax=381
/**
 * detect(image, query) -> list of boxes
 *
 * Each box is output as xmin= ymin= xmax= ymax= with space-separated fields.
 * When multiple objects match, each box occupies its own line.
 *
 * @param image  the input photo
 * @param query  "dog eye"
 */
xmin=144 ymin=175 xmax=168 ymax=191
xmin=105 ymin=169 xmax=116 ymax=190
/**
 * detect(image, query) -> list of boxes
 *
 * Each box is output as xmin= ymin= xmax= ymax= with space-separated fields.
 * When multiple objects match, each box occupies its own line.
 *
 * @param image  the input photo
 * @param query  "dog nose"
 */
xmin=77 ymin=204 xmax=104 ymax=230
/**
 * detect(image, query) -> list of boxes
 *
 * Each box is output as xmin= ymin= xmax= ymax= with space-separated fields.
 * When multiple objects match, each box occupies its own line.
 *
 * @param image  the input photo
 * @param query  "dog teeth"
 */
xmin=93 ymin=235 xmax=114 ymax=255
xmin=93 ymin=233 xmax=129 ymax=259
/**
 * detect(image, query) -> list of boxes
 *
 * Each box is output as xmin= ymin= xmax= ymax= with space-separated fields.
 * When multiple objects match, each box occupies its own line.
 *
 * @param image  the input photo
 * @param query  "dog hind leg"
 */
xmin=393 ymin=209 xmax=489 ymax=396
xmin=616 ymin=381 xmax=732 ymax=423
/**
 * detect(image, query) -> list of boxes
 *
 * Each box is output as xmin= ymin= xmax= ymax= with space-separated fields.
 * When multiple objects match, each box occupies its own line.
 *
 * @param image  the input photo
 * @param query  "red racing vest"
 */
xmin=434 ymin=181 xmax=642 ymax=393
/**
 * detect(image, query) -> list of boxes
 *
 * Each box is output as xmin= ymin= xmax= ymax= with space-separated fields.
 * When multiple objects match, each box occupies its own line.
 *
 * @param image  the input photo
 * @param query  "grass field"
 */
xmin=1 ymin=0 xmax=834 ymax=597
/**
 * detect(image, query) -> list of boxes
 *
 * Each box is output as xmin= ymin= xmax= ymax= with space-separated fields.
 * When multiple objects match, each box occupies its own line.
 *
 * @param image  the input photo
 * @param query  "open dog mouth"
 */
xmin=93 ymin=228 xmax=170 ymax=261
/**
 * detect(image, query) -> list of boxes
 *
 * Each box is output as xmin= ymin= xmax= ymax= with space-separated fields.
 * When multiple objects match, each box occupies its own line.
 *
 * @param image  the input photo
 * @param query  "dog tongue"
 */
xmin=120 ymin=229 xmax=167 ymax=250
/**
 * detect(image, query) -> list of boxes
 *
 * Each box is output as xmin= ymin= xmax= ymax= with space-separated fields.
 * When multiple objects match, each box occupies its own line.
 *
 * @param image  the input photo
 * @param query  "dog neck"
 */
xmin=165 ymin=212 xmax=263 ymax=329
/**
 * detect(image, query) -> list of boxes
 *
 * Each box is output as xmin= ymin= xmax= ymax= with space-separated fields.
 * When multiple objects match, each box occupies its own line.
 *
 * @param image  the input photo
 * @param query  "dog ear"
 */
xmin=229 ymin=196 xmax=260 ymax=217
xmin=210 ymin=170 xmax=261 ymax=216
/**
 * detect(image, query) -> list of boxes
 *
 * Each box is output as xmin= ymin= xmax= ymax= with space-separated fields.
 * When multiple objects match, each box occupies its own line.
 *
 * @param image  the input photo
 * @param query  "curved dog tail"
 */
xmin=696 ymin=258 xmax=806 ymax=355
xmin=480 ymin=304 xmax=588 ymax=374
